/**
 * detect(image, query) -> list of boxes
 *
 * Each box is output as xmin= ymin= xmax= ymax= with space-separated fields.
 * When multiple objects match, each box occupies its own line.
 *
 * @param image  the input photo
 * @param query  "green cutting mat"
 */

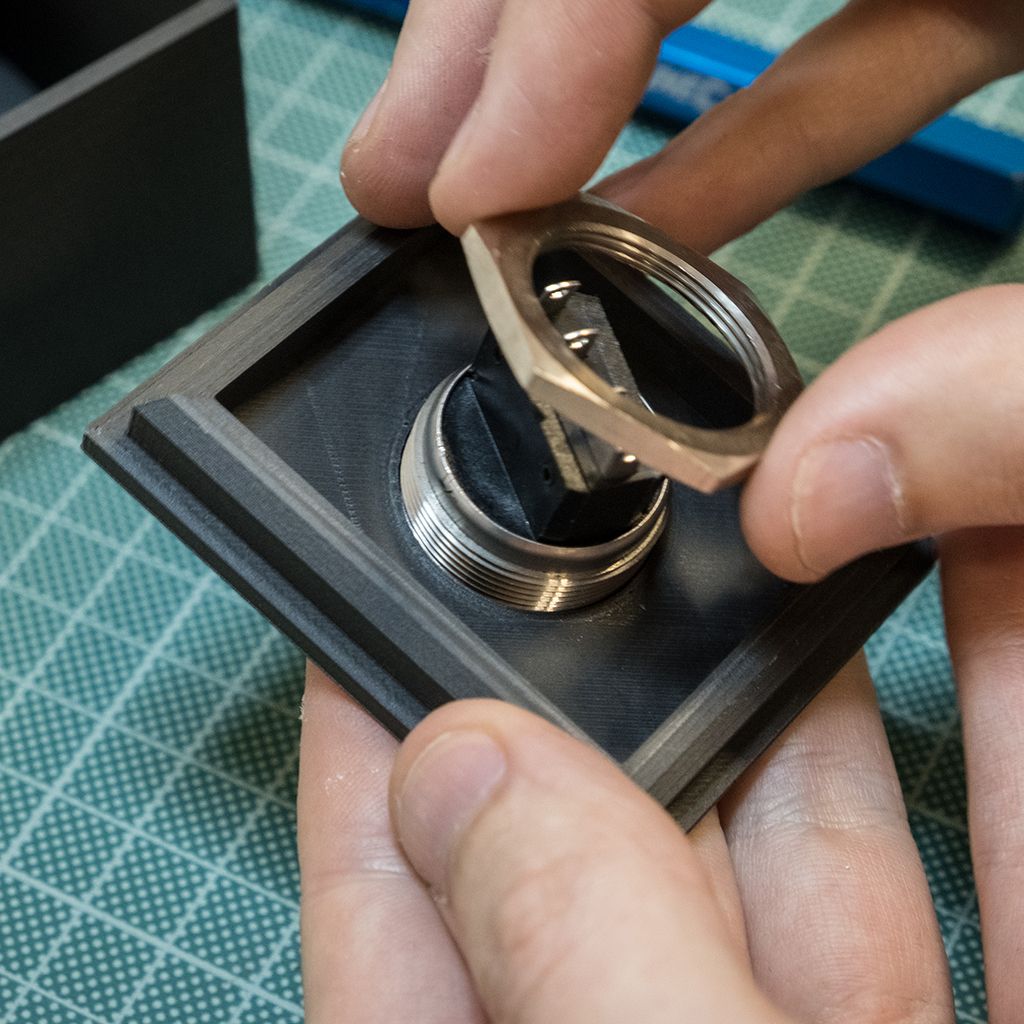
xmin=3 ymin=0 xmax=1021 ymax=1018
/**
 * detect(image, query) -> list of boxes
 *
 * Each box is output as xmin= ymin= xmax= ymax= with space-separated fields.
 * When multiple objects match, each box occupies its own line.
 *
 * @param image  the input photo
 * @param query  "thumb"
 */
xmin=742 ymin=284 xmax=1024 ymax=582
xmin=389 ymin=699 xmax=786 ymax=1024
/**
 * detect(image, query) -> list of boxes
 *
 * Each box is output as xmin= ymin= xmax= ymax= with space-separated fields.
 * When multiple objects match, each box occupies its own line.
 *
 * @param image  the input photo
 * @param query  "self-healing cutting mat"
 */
xmin=2 ymin=0 xmax=1020 ymax=1019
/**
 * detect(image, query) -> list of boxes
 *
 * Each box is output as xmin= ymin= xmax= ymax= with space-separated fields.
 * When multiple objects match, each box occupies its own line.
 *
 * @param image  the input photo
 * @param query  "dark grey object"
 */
xmin=1 ymin=0 xmax=256 ymax=439
xmin=83 ymin=218 xmax=933 ymax=829
xmin=453 ymin=301 xmax=665 ymax=547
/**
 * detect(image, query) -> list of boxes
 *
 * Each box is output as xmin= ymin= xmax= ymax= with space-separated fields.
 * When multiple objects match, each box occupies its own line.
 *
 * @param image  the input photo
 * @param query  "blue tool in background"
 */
xmin=338 ymin=0 xmax=1024 ymax=234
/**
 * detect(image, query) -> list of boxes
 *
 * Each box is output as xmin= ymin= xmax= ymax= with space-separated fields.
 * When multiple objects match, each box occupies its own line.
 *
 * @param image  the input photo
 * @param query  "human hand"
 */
xmin=340 ymin=0 xmax=1024 ymax=249
xmin=323 ymin=7 xmax=1024 ymax=1018
xmin=737 ymin=283 xmax=1024 ymax=1021
xmin=298 ymin=655 xmax=952 ymax=1022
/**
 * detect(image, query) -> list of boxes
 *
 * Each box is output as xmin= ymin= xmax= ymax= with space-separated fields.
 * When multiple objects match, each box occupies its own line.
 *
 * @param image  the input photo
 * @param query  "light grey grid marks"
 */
xmin=0 ymin=573 xmax=218 ymax=1023
xmin=0 ymin=601 xmax=302 ymax=1022
xmin=110 ymin=629 xmax=302 ymax=1022
xmin=3 ymin=867 xmax=301 ymax=1019
xmin=0 ymin=965 xmax=110 ymax=1024
xmin=0 ymin=758 xmax=296 ymax=913
xmin=854 ymin=215 xmax=934 ymax=339
xmin=241 ymin=3 xmax=386 ymax=260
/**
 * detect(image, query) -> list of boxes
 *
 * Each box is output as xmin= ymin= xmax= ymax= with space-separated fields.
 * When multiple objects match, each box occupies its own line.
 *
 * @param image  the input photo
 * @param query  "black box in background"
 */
xmin=0 ymin=0 xmax=257 ymax=439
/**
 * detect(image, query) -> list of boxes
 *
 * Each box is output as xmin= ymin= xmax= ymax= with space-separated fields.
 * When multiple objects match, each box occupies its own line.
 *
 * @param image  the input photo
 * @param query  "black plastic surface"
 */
xmin=0 ymin=0 xmax=256 ymax=439
xmin=224 ymin=239 xmax=794 ymax=760
xmin=83 ymin=218 xmax=934 ymax=826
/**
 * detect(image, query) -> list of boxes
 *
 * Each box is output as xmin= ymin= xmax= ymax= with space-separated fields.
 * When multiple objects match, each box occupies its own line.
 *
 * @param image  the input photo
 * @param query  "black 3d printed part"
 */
xmin=83 ymin=219 xmax=933 ymax=829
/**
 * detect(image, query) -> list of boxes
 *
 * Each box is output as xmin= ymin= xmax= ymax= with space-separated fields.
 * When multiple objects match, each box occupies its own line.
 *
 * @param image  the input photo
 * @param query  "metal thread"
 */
xmin=400 ymin=369 xmax=669 ymax=612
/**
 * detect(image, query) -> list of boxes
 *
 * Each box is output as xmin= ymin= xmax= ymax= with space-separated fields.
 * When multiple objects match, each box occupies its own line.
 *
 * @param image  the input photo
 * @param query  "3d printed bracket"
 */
xmin=83 ymin=218 xmax=933 ymax=828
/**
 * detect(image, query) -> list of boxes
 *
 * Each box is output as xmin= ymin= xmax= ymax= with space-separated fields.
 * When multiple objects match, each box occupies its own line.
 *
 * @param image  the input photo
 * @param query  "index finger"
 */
xmin=341 ymin=0 xmax=713 ymax=230
xmin=598 ymin=0 xmax=1024 ymax=251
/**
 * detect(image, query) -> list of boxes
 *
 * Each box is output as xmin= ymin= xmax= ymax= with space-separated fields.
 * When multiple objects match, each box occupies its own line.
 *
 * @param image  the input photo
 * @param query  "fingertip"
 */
xmin=740 ymin=455 xmax=821 ymax=585
xmin=742 ymin=428 xmax=908 ymax=582
xmin=390 ymin=699 xmax=515 ymax=790
xmin=340 ymin=142 xmax=438 ymax=229
xmin=393 ymin=725 xmax=508 ymax=892
xmin=744 ymin=285 xmax=1024 ymax=583
xmin=389 ymin=702 xmax=514 ymax=872
xmin=391 ymin=699 xmax=630 ymax=813
xmin=338 ymin=0 xmax=501 ymax=231
xmin=389 ymin=699 xmax=664 ymax=896
xmin=426 ymin=167 xmax=482 ymax=237
xmin=740 ymin=450 xmax=900 ymax=585
xmin=339 ymin=77 xmax=432 ymax=228
xmin=426 ymin=0 xmax=663 ymax=234
xmin=423 ymin=102 xmax=483 ymax=234
xmin=427 ymin=141 xmax=584 ymax=237
xmin=390 ymin=701 xmax=781 ymax=1023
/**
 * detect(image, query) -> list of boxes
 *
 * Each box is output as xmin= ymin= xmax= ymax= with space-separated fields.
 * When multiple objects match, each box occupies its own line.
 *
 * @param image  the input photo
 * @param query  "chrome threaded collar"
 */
xmin=400 ymin=368 xmax=670 ymax=612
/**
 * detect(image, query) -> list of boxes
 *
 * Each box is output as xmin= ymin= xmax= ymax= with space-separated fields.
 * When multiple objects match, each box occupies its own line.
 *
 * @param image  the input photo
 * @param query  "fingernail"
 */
xmin=792 ymin=437 xmax=906 ymax=574
xmin=396 ymin=730 xmax=506 ymax=892
xmin=346 ymin=77 xmax=388 ymax=149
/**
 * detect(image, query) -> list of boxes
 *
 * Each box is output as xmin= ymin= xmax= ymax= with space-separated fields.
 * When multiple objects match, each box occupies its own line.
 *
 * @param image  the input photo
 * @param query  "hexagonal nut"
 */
xmin=461 ymin=192 xmax=804 ymax=493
